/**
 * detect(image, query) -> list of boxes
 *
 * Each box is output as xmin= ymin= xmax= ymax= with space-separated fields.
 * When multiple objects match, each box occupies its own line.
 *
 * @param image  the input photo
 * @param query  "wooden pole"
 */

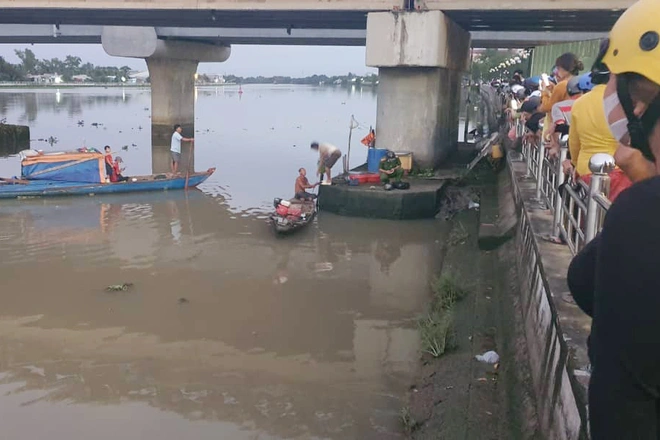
xmin=184 ymin=140 xmax=194 ymax=190
xmin=346 ymin=115 xmax=354 ymax=174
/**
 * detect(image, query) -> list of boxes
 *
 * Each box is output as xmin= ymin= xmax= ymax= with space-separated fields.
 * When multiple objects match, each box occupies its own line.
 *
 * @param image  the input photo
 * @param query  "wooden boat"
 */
xmin=0 ymin=149 xmax=215 ymax=199
xmin=269 ymin=197 xmax=317 ymax=235
xmin=0 ymin=170 xmax=215 ymax=199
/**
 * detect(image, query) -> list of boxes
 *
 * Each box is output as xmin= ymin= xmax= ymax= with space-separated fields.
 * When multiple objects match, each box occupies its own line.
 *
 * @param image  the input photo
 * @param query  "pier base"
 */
xmin=319 ymin=179 xmax=448 ymax=220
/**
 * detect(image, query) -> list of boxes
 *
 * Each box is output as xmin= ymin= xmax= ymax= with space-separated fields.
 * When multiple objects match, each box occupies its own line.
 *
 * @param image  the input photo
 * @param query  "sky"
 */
xmin=0 ymin=44 xmax=377 ymax=77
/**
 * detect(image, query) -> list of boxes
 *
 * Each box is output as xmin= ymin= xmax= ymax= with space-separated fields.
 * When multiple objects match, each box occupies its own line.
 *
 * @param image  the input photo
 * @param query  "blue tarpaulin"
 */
xmin=21 ymin=152 xmax=105 ymax=183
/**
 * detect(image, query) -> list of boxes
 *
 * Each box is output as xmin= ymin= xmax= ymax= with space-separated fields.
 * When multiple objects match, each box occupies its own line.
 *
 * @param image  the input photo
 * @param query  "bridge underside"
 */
xmin=0 ymin=25 xmax=607 ymax=48
xmin=0 ymin=8 xmax=623 ymax=33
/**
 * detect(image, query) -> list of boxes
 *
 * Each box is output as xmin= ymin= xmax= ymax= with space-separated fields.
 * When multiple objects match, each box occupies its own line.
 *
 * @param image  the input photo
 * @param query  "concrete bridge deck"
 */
xmin=0 ymin=0 xmax=633 ymax=33
xmin=0 ymin=24 xmax=608 ymax=48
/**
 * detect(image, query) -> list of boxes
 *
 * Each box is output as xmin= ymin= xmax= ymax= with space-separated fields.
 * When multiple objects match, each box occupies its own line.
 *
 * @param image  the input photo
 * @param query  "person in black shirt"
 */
xmin=567 ymin=0 xmax=660 ymax=437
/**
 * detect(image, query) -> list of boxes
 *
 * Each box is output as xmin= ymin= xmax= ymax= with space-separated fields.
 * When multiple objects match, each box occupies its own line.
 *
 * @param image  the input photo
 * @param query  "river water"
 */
xmin=0 ymin=85 xmax=450 ymax=439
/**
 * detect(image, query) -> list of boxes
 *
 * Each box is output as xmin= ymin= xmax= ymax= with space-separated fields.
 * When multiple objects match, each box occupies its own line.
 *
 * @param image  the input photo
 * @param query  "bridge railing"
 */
xmin=517 ymin=131 xmax=613 ymax=255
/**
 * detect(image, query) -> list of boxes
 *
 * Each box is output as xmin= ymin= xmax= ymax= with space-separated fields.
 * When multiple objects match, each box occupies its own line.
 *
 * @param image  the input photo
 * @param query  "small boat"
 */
xmin=0 ymin=149 xmax=215 ymax=199
xmin=269 ymin=197 xmax=317 ymax=235
xmin=0 ymin=170 xmax=215 ymax=199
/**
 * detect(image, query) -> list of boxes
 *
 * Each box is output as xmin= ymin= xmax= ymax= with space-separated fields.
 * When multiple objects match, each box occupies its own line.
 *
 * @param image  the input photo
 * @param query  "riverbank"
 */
xmin=403 ymin=162 xmax=540 ymax=439
xmin=0 ymin=82 xmax=376 ymax=90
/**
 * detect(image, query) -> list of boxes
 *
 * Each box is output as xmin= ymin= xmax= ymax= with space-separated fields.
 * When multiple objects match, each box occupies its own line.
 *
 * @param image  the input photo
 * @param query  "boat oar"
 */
xmin=185 ymin=140 xmax=194 ymax=190
xmin=0 ymin=177 xmax=29 ymax=185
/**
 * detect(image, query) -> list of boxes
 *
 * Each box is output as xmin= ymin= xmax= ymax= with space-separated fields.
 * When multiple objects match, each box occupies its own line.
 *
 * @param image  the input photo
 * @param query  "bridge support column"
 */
xmin=146 ymin=57 xmax=198 ymax=130
xmin=366 ymin=11 xmax=470 ymax=169
xmin=101 ymin=26 xmax=230 ymax=172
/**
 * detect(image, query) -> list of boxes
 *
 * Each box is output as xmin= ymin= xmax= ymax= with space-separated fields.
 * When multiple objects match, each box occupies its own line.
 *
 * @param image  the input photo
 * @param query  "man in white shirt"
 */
xmin=171 ymin=124 xmax=194 ymax=174
xmin=310 ymin=141 xmax=342 ymax=184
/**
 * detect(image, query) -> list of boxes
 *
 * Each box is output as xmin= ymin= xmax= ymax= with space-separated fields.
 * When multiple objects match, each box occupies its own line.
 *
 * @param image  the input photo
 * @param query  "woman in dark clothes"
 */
xmin=567 ymin=0 xmax=660 ymax=437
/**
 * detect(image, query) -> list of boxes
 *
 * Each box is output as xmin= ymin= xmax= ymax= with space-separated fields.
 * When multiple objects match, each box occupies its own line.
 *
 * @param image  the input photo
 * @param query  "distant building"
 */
xmin=209 ymin=74 xmax=225 ymax=84
xmin=71 ymin=74 xmax=91 ymax=83
xmin=26 ymin=73 xmax=61 ymax=84
xmin=128 ymin=70 xmax=150 ymax=84
xmin=194 ymin=74 xmax=225 ymax=84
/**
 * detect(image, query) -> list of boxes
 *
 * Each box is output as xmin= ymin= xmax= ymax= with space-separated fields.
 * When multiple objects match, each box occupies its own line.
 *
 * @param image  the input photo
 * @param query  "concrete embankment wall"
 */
xmin=0 ymin=124 xmax=30 ymax=156
xmin=500 ymin=150 xmax=588 ymax=439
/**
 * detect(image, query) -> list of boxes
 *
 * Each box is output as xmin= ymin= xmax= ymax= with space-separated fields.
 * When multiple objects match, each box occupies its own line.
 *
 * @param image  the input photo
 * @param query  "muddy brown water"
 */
xmin=0 ymin=86 xmax=453 ymax=439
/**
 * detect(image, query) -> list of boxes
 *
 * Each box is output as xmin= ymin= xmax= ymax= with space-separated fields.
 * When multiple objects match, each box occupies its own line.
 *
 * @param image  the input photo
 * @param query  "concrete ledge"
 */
xmin=0 ymin=123 xmax=30 ymax=156
xmin=477 ymin=169 xmax=517 ymax=251
xmin=505 ymin=149 xmax=590 ymax=439
xmin=318 ymin=179 xmax=447 ymax=220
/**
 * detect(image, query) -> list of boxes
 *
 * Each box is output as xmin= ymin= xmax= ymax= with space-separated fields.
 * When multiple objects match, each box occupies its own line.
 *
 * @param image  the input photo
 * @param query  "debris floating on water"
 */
xmin=105 ymin=283 xmax=134 ymax=292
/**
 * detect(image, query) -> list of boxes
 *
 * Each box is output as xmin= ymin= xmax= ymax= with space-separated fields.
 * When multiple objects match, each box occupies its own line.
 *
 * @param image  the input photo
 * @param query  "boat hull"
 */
xmin=0 ymin=169 xmax=215 ymax=199
xmin=269 ymin=199 xmax=317 ymax=235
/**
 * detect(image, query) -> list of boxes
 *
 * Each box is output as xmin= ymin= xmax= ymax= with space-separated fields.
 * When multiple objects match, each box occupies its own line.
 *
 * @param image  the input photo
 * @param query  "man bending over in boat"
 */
xmin=310 ymin=141 xmax=342 ymax=184
xmin=294 ymin=167 xmax=319 ymax=201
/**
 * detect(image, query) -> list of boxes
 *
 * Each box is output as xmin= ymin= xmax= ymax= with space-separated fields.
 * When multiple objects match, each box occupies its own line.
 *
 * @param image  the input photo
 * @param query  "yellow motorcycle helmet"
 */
xmin=603 ymin=0 xmax=660 ymax=85
xmin=601 ymin=0 xmax=660 ymax=160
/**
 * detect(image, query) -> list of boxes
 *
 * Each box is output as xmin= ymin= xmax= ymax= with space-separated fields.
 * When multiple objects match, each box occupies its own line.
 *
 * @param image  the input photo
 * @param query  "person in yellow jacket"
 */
xmin=568 ymin=40 xmax=633 ymax=201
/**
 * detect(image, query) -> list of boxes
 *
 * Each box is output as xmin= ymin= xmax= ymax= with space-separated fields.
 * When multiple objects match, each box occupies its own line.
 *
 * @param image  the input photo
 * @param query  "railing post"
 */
xmin=535 ymin=142 xmax=544 ymax=201
xmin=585 ymin=153 xmax=616 ymax=243
xmin=552 ymin=147 xmax=568 ymax=238
xmin=585 ymin=173 xmax=604 ymax=244
xmin=524 ymin=140 xmax=531 ymax=177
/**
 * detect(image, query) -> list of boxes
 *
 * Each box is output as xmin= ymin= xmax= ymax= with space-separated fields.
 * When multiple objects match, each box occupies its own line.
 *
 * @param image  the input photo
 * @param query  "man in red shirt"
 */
xmin=104 ymin=145 xmax=114 ymax=181
xmin=110 ymin=156 xmax=128 ymax=182
xmin=294 ymin=168 xmax=318 ymax=201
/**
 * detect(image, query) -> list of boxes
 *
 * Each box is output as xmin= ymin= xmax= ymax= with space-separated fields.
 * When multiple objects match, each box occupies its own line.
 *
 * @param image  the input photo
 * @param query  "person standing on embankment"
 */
xmin=310 ymin=141 xmax=341 ymax=184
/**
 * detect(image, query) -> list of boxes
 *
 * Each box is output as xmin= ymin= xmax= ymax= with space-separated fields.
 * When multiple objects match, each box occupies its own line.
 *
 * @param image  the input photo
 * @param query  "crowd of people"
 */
xmin=501 ymin=0 xmax=660 ymax=436
xmin=506 ymin=44 xmax=635 ymax=204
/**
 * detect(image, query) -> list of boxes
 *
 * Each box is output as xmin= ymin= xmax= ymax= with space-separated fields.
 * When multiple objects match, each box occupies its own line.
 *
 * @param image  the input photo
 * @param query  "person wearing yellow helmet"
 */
xmin=602 ymin=0 xmax=660 ymax=183
xmin=567 ymin=0 xmax=660 ymax=437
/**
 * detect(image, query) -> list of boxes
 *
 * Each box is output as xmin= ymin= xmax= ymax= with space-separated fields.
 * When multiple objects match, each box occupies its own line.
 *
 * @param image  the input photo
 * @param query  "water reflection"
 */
xmin=0 ymin=85 xmax=378 ymax=211
xmin=0 ymin=88 xmax=139 ymax=125
xmin=0 ymin=84 xmax=444 ymax=438
xmin=0 ymin=191 xmax=447 ymax=439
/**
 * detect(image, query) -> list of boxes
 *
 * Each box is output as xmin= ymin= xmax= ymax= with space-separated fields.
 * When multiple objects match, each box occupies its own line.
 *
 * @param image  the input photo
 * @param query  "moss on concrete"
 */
xmin=318 ymin=178 xmax=447 ymax=220
xmin=0 ymin=124 xmax=30 ymax=155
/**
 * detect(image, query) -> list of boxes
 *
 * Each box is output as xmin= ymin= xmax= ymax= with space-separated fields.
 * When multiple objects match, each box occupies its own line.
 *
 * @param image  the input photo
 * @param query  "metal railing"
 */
xmin=497 ymin=87 xmax=614 ymax=254
xmin=517 ymin=135 xmax=614 ymax=255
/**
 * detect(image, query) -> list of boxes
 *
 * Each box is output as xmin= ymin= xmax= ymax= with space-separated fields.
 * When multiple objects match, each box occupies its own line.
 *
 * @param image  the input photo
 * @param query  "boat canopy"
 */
xmin=20 ymin=150 xmax=106 ymax=183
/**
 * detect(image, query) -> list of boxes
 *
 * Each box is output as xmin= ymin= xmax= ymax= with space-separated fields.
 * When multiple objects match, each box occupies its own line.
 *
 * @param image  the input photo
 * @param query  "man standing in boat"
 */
xmin=310 ymin=141 xmax=342 ymax=184
xmin=104 ymin=145 xmax=114 ymax=181
xmin=294 ymin=167 xmax=319 ymax=201
xmin=171 ymin=124 xmax=194 ymax=174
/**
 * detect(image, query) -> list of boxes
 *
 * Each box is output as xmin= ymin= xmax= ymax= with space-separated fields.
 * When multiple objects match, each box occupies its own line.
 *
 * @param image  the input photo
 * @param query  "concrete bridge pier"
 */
xmin=101 ymin=26 xmax=230 ymax=172
xmin=366 ymin=11 xmax=471 ymax=169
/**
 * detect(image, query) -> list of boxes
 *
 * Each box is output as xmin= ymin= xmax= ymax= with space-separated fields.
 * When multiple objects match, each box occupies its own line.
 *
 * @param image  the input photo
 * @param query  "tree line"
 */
xmin=0 ymin=48 xmax=132 ymax=82
xmin=219 ymin=72 xmax=378 ymax=85
xmin=0 ymin=48 xmax=379 ymax=85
